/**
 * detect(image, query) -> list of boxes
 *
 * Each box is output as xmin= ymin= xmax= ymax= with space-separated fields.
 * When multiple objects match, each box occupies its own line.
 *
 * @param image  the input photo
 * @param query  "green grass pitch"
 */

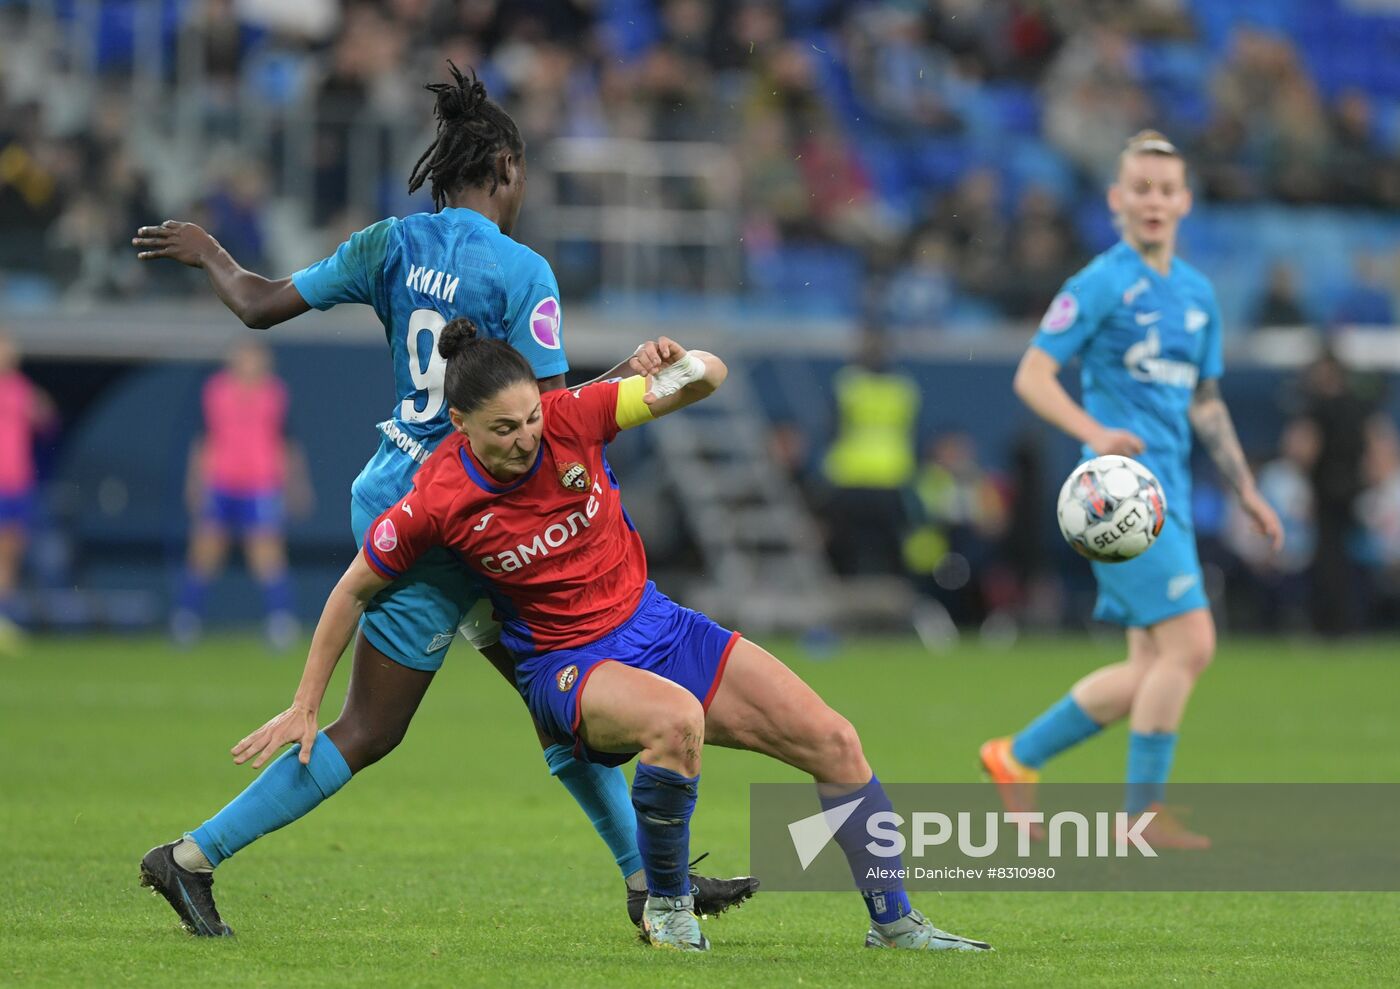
xmin=3 ymin=633 xmax=1398 ymax=987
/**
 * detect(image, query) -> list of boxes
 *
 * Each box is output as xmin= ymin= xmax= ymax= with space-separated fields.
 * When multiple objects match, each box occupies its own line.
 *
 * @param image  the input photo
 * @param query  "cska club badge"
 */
xmin=557 ymin=461 xmax=590 ymax=493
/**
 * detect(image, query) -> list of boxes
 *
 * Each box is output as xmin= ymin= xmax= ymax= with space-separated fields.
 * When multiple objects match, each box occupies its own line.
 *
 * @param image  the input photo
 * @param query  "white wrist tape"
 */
xmin=649 ymin=352 xmax=706 ymax=399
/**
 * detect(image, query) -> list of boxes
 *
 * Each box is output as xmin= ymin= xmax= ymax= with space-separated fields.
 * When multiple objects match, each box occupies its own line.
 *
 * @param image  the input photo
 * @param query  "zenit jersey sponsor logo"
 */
xmin=479 ymin=480 xmax=606 ymax=574
xmin=404 ymin=265 xmax=460 ymax=304
xmin=1124 ymin=329 xmax=1199 ymax=389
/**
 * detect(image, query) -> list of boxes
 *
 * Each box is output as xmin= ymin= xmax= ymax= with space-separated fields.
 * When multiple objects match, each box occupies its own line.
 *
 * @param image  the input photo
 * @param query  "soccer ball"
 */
xmin=1056 ymin=455 xmax=1167 ymax=563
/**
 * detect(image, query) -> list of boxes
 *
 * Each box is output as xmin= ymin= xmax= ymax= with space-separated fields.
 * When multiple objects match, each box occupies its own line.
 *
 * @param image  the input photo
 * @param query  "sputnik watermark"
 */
xmin=754 ymin=783 xmax=1400 ymax=891
xmin=789 ymin=798 xmax=1156 ymax=869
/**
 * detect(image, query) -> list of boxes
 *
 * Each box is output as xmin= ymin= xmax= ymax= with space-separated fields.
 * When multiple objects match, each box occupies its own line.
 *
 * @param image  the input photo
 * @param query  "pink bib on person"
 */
xmin=201 ymin=371 xmax=288 ymax=494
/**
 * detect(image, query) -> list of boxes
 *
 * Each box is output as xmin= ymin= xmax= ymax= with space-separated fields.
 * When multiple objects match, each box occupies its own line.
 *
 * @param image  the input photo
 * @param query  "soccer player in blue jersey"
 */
xmin=131 ymin=65 xmax=754 ymax=936
xmin=980 ymin=131 xmax=1284 ymax=848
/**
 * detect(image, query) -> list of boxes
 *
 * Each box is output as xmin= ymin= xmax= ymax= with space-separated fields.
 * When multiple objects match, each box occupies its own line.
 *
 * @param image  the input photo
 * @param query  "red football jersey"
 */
xmin=361 ymin=379 xmax=648 ymax=655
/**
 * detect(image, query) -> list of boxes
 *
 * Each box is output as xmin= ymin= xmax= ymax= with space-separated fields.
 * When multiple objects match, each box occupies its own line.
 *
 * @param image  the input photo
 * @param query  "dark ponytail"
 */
xmin=438 ymin=318 xmax=536 ymax=415
xmin=408 ymin=62 xmax=526 ymax=212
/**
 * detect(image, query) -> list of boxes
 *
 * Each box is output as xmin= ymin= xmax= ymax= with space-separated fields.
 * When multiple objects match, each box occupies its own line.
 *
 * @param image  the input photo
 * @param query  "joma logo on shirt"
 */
xmin=480 ymin=481 xmax=605 ymax=574
xmin=405 ymin=265 xmax=460 ymax=304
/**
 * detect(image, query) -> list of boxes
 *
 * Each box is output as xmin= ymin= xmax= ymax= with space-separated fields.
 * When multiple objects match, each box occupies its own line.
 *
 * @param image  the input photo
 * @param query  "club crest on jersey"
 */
xmin=557 ymin=664 xmax=579 ymax=692
xmin=557 ymin=461 xmax=590 ymax=493
xmin=373 ymin=518 xmax=398 ymax=552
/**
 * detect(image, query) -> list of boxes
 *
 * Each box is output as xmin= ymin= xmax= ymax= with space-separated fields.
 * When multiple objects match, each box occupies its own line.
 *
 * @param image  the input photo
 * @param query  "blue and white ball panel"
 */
xmin=351 ymin=496 xmax=487 ymax=671
xmin=1090 ymin=504 xmax=1207 ymax=628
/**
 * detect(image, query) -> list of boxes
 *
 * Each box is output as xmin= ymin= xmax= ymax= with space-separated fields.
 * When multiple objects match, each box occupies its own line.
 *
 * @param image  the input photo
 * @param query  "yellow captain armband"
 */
xmin=614 ymin=375 xmax=654 ymax=430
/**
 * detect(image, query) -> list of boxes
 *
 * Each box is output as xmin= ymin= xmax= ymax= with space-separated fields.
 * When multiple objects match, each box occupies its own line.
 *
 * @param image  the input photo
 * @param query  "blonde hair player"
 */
xmin=980 ymin=131 xmax=1284 ymax=847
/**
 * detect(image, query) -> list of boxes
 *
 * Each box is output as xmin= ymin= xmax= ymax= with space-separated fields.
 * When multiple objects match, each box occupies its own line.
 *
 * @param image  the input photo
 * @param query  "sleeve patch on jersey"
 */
xmin=373 ymin=518 xmax=398 ymax=553
xmin=1185 ymin=308 xmax=1208 ymax=333
xmin=1040 ymin=291 xmax=1079 ymax=333
xmin=529 ymin=297 xmax=562 ymax=349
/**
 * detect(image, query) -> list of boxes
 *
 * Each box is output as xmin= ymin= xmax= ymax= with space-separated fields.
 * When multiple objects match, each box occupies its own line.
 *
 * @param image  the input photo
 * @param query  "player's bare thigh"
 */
xmin=1141 ymin=607 xmax=1216 ymax=676
xmin=705 ymin=639 xmax=870 ymax=786
xmin=577 ymin=661 xmax=704 ymax=767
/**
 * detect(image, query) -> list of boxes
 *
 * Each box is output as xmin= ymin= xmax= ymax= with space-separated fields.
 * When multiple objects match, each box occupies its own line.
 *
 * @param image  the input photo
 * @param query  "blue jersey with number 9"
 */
xmin=291 ymin=207 xmax=569 ymax=517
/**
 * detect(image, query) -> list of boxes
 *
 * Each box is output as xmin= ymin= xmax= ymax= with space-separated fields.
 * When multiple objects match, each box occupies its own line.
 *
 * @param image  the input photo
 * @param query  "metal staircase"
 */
xmin=647 ymin=369 xmax=843 ymax=633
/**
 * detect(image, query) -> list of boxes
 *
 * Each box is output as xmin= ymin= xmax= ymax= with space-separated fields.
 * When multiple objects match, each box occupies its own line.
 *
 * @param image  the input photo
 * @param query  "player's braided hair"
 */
xmin=408 ymin=63 xmax=525 ymax=212
xmin=439 ymin=318 xmax=536 ymax=415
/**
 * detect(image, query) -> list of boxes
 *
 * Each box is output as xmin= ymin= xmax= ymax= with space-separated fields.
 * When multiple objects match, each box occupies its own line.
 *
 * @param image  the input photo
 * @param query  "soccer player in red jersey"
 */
xmin=134 ymin=66 xmax=752 ymax=938
xmin=235 ymin=319 xmax=994 ymax=953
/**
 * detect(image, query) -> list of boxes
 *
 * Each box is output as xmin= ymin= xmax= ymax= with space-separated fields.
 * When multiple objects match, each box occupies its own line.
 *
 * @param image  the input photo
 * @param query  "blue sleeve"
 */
xmin=504 ymin=254 xmax=570 ymax=380
xmin=1030 ymin=270 xmax=1115 ymax=365
xmin=290 ymin=218 xmax=396 ymax=311
xmin=1200 ymin=284 xmax=1225 ymax=381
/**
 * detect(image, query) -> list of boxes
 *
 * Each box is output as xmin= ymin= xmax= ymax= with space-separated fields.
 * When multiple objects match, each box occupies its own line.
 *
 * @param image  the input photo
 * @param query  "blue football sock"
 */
xmin=1011 ymin=694 xmax=1102 ymax=769
xmin=189 ymin=731 xmax=351 ymax=867
xmin=1125 ymin=731 xmax=1177 ymax=814
xmin=175 ymin=569 xmax=210 ymax=618
xmin=821 ymin=774 xmax=911 ymax=925
xmin=544 ymin=744 xmax=643 ymax=879
xmin=260 ymin=571 xmax=295 ymax=617
xmin=631 ymin=762 xmax=698 ymax=897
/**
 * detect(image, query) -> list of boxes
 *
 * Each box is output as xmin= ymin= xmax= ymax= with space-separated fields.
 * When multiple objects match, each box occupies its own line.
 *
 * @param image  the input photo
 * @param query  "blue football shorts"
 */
xmin=1091 ymin=498 xmax=1209 ymax=629
xmin=203 ymin=488 xmax=283 ymax=535
xmin=0 ymin=487 xmax=34 ymax=529
xmin=351 ymin=496 xmax=493 ymax=672
xmin=516 ymin=581 xmax=742 ymax=766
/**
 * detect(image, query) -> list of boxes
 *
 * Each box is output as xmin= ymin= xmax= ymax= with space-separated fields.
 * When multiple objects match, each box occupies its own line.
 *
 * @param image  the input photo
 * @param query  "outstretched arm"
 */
xmin=615 ymin=336 xmax=725 ymax=425
xmin=132 ymin=220 xmax=310 ymax=329
xmin=1189 ymin=378 xmax=1283 ymax=551
xmin=231 ymin=551 xmax=389 ymax=768
xmin=1013 ymin=346 xmax=1145 ymax=456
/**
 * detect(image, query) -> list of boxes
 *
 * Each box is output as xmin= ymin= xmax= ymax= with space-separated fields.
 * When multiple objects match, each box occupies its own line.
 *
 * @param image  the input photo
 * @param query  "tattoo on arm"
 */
xmin=1190 ymin=379 xmax=1252 ymax=493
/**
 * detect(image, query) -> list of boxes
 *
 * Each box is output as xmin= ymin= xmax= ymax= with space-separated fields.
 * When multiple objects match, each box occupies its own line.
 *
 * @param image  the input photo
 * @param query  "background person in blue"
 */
xmin=131 ymin=65 xmax=754 ymax=937
xmin=980 ymin=131 xmax=1284 ymax=849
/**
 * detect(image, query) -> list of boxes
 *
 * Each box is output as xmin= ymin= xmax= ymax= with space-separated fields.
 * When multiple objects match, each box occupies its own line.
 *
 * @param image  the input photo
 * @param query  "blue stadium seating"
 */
xmin=746 ymin=244 xmax=863 ymax=317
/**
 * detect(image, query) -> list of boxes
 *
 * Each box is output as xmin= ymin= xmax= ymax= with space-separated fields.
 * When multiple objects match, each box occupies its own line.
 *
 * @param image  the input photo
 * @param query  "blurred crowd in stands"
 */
xmin=2 ymin=0 xmax=1400 ymax=329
